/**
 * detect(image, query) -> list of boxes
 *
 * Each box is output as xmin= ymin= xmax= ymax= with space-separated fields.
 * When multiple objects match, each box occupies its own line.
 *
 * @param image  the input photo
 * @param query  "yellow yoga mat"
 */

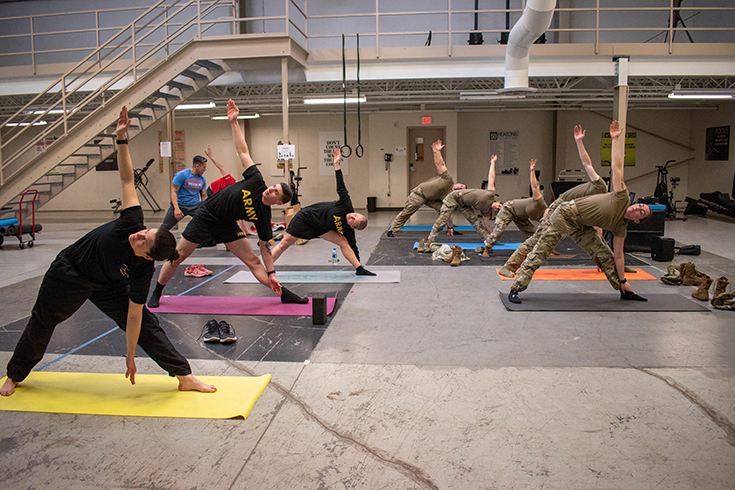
xmin=0 ymin=372 xmax=271 ymax=420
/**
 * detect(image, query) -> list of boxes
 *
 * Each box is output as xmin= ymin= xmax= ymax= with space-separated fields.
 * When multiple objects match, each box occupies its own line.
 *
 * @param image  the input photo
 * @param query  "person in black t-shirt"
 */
xmin=1 ymin=106 xmax=216 ymax=397
xmin=148 ymin=100 xmax=308 ymax=308
xmin=271 ymin=148 xmax=375 ymax=276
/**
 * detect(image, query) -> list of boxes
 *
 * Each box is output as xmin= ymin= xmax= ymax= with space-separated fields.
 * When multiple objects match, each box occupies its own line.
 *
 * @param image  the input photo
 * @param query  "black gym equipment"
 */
xmin=110 ymin=158 xmax=162 ymax=213
xmin=653 ymin=159 xmax=685 ymax=220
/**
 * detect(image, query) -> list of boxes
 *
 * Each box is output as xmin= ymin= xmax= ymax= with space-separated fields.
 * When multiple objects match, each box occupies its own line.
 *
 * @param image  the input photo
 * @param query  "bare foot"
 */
xmin=176 ymin=374 xmax=217 ymax=393
xmin=1 ymin=377 xmax=18 ymax=396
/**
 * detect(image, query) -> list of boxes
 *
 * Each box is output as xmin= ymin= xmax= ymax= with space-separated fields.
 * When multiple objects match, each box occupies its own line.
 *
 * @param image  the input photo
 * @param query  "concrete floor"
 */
xmin=0 ymin=208 xmax=734 ymax=489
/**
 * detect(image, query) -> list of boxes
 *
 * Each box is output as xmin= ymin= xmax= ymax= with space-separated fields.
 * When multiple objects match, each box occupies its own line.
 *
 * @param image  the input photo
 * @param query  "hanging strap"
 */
xmin=355 ymin=32 xmax=364 ymax=158
xmin=340 ymin=33 xmax=352 ymax=158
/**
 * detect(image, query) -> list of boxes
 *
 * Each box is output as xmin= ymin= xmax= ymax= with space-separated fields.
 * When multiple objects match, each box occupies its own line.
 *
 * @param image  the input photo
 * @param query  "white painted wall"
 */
xmin=688 ymin=102 xmax=735 ymax=198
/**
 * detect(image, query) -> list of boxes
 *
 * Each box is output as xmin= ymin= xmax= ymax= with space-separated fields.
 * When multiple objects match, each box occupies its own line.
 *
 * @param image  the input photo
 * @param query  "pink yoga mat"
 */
xmin=153 ymin=294 xmax=338 ymax=316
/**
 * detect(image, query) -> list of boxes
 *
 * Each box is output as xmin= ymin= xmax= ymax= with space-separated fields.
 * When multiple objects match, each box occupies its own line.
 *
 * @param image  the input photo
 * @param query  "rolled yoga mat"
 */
xmin=0 ymin=218 xmax=18 ymax=228
xmin=153 ymin=293 xmax=338 ymax=316
xmin=6 ymin=223 xmax=42 ymax=236
xmin=0 ymin=372 xmax=271 ymax=419
xmin=414 ymin=241 xmax=520 ymax=250
xmin=495 ymin=268 xmax=656 ymax=281
xmin=498 ymin=291 xmax=710 ymax=312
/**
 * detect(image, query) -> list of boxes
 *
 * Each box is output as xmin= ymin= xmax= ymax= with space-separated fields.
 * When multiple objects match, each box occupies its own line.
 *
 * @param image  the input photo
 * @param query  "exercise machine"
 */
xmin=653 ymin=159 xmax=686 ymax=221
xmin=110 ymin=158 xmax=162 ymax=213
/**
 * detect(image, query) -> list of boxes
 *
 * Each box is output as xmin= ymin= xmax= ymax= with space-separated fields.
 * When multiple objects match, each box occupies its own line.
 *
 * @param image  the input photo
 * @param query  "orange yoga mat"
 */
xmin=496 ymin=268 xmax=656 ymax=281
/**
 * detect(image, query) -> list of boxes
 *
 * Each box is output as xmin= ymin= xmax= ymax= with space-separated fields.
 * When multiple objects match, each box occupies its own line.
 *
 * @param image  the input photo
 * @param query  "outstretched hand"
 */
xmin=529 ymin=158 xmax=537 ymax=171
xmin=125 ymin=356 xmax=136 ymax=385
xmin=490 ymin=154 xmax=498 ymax=164
xmin=432 ymin=139 xmax=444 ymax=152
xmin=574 ymin=125 xmax=585 ymax=141
xmin=269 ymin=275 xmax=282 ymax=296
xmin=227 ymin=99 xmax=239 ymax=123
xmin=116 ymin=106 xmax=131 ymax=139
xmin=205 ymin=144 xmax=213 ymax=159
xmin=610 ymin=120 xmax=623 ymax=140
xmin=333 ymin=148 xmax=342 ymax=169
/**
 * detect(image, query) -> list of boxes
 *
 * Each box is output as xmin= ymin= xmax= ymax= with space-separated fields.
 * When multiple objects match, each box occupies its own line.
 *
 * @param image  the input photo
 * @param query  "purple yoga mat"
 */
xmin=153 ymin=294 xmax=338 ymax=316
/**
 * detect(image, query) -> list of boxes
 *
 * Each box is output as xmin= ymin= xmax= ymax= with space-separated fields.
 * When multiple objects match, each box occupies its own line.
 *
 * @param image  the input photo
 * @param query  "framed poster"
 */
xmin=489 ymin=131 xmax=519 ymax=175
xmin=705 ymin=126 xmax=730 ymax=161
xmin=601 ymin=132 xmax=636 ymax=166
xmin=319 ymin=131 xmax=349 ymax=175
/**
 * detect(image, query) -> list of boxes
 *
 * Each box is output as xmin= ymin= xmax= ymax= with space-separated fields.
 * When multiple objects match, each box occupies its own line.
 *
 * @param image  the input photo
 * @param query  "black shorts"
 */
xmin=286 ymin=212 xmax=327 ymax=240
xmin=182 ymin=204 xmax=244 ymax=245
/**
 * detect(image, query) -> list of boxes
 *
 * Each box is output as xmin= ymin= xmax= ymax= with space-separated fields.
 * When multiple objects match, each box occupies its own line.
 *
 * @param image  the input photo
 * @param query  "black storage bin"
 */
xmin=367 ymin=196 xmax=377 ymax=212
xmin=651 ymin=236 xmax=675 ymax=262
xmin=624 ymin=205 xmax=665 ymax=252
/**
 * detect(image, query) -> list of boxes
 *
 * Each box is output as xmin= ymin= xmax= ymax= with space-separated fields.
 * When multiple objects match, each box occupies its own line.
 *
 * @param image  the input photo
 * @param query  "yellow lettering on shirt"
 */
xmin=241 ymin=189 xmax=257 ymax=221
xmin=334 ymin=215 xmax=343 ymax=234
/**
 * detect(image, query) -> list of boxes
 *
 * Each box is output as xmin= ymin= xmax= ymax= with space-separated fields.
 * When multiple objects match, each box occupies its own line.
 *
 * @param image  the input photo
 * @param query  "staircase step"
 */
xmin=138 ymin=101 xmax=167 ymax=110
xmin=166 ymin=80 xmax=194 ymax=91
xmin=195 ymin=60 xmax=223 ymax=71
xmin=152 ymin=91 xmax=180 ymax=101
xmin=83 ymin=143 xmax=114 ymax=148
xmin=180 ymin=69 xmax=208 ymax=81
xmin=128 ymin=111 xmax=153 ymax=120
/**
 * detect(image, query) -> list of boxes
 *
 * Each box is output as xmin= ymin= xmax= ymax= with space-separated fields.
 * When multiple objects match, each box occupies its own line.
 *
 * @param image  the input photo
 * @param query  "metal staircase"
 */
xmin=0 ymin=0 xmax=236 ymax=218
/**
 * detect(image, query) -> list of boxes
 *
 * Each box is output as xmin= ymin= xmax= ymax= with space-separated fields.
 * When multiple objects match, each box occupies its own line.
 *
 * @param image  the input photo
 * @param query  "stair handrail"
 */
xmin=1 ymin=0 xmax=234 ymax=186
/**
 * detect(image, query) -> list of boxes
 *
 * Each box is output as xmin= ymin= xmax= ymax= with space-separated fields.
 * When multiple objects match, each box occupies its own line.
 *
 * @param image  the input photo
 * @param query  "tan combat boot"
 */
xmin=660 ymin=262 xmax=682 ymax=285
xmin=711 ymin=277 xmax=730 ymax=304
xmin=681 ymin=262 xmax=706 ymax=286
xmin=450 ymin=245 xmax=463 ymax=266
xmin=417 ymin=238 xmax=425 ymax=253
xmin=692 ymin=274 xmax=713 ymax=301
xmin=481 ymin=245 xmax=492 ymax=258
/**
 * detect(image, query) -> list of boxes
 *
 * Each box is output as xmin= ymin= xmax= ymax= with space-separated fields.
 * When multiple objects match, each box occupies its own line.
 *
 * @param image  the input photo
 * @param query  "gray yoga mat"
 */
xmin=226 ymin=270 xmax=401 ymax=284
xmin=498 ymin=291 xmax=710 ymax=312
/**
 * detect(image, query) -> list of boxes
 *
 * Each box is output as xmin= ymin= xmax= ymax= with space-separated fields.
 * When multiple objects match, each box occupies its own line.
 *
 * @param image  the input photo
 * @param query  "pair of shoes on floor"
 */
xmin=201 ymin=319 xmax=237 ymax=343
xmin=184 ymin=264 xmax=212 ymax=277
xmin=693 ymin=275 xmax=731 ymax=303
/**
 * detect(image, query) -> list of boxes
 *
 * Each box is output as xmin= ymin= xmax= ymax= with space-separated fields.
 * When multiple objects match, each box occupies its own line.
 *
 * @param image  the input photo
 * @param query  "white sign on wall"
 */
xmin=318 ymin=131 xmax=349 ymax=176
xmin=489 ymin=130 xmax=519 ymax=175
xmin=277 ymin=144 xmax=295 ymax=160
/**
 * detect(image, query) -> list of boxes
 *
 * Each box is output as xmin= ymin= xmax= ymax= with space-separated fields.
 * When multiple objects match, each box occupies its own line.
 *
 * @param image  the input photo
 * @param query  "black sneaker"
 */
xmin=218 ymin=321 xmax=237 ymax=343
xmin=202 ymin=319 xmax=221 ymax=342
xmin=386 ymin=230 xmax=395 ymax=237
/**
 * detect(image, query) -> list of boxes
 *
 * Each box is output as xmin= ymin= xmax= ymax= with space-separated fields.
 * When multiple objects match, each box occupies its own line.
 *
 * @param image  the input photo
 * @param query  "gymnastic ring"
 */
xmin=340 ymin=144 xmax=352 ymax=158
xmin=355 ymin=144 xmax=364 ymax=158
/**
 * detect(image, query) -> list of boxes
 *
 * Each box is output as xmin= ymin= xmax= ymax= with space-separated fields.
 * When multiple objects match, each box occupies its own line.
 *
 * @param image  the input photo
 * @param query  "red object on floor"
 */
xmin=495 ymin=268 xmax=656 ymax=281
xmin=154 ymin=293 xmax=339 ymax=316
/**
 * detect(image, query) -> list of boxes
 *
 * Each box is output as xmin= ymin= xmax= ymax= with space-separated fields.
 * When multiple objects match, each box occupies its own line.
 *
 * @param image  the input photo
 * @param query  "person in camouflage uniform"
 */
xmin=425 ymin=154 xmax=502 ymax=247
xmin=508 ymin=121 xmax=651 ymax=304
xmin=499 ymin=125 xmax=607 ymax=276
xmin=481 ymin=158 xmax=546 ymax=256
xmin=387 ymin=139 xmax=465 ymax=236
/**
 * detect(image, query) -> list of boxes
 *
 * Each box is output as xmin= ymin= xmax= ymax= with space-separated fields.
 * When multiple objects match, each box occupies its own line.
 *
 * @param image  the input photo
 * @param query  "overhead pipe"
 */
xmin=504 ymin=0 xmax=556 ymax=91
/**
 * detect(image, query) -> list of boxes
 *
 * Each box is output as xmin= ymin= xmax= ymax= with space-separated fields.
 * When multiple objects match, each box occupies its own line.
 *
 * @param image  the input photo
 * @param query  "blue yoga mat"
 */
xmin=402 ymin=225 xmax=474 ymax=231
xmin=413 ymin=242 xmax=521 ymax=250
xmin=0 ymin=218 xmax=19 ymax=227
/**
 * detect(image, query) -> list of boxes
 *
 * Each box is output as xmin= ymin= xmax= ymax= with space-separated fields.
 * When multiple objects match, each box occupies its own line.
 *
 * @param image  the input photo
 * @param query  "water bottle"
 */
xmin=330 ymin=247 xmax=339 ymax=264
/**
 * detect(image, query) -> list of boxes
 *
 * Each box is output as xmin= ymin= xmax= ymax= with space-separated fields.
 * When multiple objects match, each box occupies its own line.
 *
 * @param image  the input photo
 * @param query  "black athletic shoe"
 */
xmin=218 ymin=321 xmax=237 ymax=343
xmin=147 ymin=293 xmax=160 ymax=308
xmin=620 ymin=290 xmax=648 ymax=302
xmin=508 ymin=291 xmax=522 ymax=304
xmin=281 ymin=286 xmax=309 ymax=304
xmin=202 ymin=319 xmax=221 ymax=342
xmin=386 ymin=230 xmax=395 ymax=237
xmin=452 ymin=230 xmax=463 ymax=235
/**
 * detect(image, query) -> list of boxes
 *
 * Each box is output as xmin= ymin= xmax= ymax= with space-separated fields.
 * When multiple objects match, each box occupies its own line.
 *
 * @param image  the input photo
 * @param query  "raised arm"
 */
xmin=432 ymin=139 xmax=447 ymax=174
xmin=116 ymin=106 xmax=139 ymax=210
xmin=227 ymin=99 xmax=256 ymax=172
xmin=529 ymin=159 xmax=543 ymax=200
xmin=609 ymin=121 xmax=625 ymax=192
xmin=205 ymin=144 xmax=228 ymax=178
xmin=333 ymin=148 xmax=349 ymax=201
xmin=487 ymin=154 xmax=497 ymax=191
xmin=574 ymin=125 xmax=601 ymax=182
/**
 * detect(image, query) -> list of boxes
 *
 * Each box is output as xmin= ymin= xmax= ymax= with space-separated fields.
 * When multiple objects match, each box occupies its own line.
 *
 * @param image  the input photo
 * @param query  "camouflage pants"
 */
xmin=485 ymin=202 xmax=536 ymax=249
xmin=389 ymin=191 xmax=442 ymax=233
xmin=511 ymin=202 xmax=621 ymax=292
xmin=428 ymin=192 xmax=491 ymax=243
xmin=503 ymin=200 xmax=559 ymax=272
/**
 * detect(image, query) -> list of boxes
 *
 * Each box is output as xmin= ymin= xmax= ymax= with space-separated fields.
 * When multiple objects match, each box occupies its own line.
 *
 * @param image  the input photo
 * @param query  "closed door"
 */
xmin=408 ymin=127 xmax=446 ymax=191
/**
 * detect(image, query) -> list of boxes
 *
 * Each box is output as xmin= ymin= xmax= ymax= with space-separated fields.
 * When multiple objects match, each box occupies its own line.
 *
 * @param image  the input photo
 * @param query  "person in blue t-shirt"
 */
xmin=160 ymin=155 xmax=208 ymax=230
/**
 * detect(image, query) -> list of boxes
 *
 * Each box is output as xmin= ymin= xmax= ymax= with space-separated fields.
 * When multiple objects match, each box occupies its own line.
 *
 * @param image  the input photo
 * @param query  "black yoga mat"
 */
xmin=498 ymin=291 xmax=710 ymax=312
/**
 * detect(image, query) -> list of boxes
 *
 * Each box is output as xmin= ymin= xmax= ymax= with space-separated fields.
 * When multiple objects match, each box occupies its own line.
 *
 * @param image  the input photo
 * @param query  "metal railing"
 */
xmin=0 ymin=0 xmax=237 ymax=186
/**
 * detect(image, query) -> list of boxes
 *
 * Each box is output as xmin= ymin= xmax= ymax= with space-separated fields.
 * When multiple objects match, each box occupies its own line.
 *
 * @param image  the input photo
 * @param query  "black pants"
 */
xmin=6 ymin=255 xmax=191 ymax=382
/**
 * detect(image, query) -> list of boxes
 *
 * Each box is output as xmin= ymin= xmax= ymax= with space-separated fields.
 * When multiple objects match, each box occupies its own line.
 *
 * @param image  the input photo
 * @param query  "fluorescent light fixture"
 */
xmin=27 ymin=109 xmax=69 ymax=114
xmin=668 ymin=92 xmax=733 ymax=99
xmin=210 ymin=113 xmax=260 ymax=120
xmin=459 ymin=91 xmax=526 ymax=101
xmin=303 ymin=96 xmax=366 ymax=105
xmin=5 ymin=120 xmax=48 ymax=126
xmin=175 ymin=102 xmax=216 ymax=110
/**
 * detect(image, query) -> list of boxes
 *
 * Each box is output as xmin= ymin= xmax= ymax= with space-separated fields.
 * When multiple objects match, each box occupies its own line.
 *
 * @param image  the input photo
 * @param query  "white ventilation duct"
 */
xmin=504 ymin=0 xmax=556 ymax=91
